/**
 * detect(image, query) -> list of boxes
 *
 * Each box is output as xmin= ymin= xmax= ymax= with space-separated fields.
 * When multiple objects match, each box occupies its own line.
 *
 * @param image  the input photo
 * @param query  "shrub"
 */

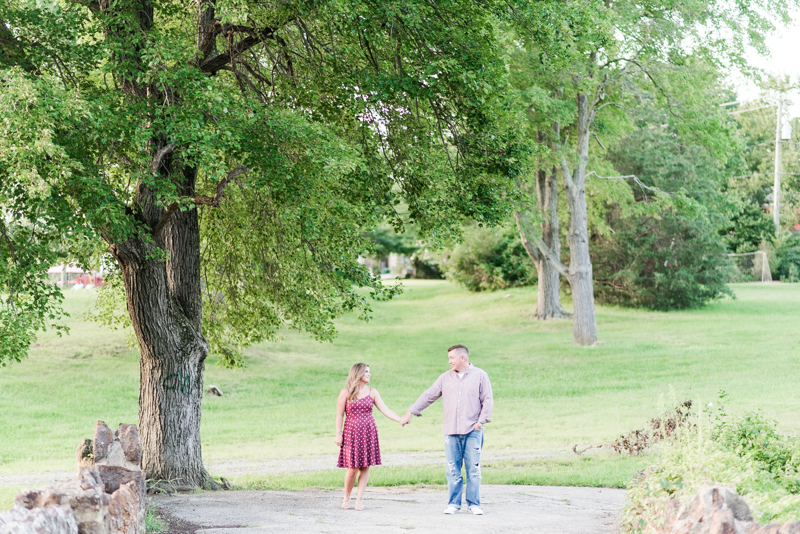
xmin=591 ymin=204 xmax=734 ymax=310
xmin=774 ymin=234 xmax=800 ymax=282
xmin=440 ymin=224 xmax=537 ymax=291
xmin=622 ymin=396 xmax=800 ymax=533
xmin=721 ymin=201 xmax=775 ymax=253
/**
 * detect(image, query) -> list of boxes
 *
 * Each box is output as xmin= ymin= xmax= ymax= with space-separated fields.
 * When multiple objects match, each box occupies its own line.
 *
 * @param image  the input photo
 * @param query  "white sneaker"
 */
xmin=469 ymin=505 xmax=485 ymax=515
xmin=443 ymin=505 xmax=460 ymax=515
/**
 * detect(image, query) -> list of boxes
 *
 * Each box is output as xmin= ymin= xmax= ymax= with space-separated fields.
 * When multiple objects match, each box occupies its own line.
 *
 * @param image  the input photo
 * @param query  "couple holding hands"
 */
xmin=334 ymin=344 xmax=493 ymax=515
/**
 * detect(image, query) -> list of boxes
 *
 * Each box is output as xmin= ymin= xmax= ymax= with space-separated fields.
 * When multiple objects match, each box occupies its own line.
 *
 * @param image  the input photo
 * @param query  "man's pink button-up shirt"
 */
xmin=409 ymin=364 xmax=493 ymax=435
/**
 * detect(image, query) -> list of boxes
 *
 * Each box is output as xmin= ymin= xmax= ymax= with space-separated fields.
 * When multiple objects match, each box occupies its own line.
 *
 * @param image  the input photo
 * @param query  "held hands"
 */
xmin=399 ymin=411 xmax=413 ymax=427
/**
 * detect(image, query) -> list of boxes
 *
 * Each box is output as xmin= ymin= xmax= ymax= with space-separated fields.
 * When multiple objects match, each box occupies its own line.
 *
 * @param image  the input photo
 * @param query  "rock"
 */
xmin=93 ymin=421 xmax=115 ymax=462
xmin=107 ymin=482 xmax=144 ymax=534
xmin=116 ymin=425 xmax=141 ymax=466
xmin=4 ymin=423 xmax=146 ymax=534
xmin=206 ymin=385 xmax=223 ymax=396
xmin=0 ymin=504 xmax=78 ymax=534
xmin=10 ymin=466 xmax=110 ymax=534
xmin=96 ymin=466 xmax=146 ymax=505
xmin=658 ymin=486 xmax=800 ymax=534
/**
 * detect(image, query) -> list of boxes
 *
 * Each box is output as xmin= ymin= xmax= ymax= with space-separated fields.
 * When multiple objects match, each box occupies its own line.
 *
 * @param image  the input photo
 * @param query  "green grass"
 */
xmin=1 ymin=281 xmax=798 ymax=510
xmin=144 ymin=508 xmax=167 ymax=533
xmin=230 ymin=454 xmax=649 ymax=491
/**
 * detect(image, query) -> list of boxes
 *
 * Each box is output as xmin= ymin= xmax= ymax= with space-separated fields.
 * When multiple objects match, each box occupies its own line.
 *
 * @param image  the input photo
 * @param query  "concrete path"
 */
xmin=153 ymin=485 xmax=627 ymax=534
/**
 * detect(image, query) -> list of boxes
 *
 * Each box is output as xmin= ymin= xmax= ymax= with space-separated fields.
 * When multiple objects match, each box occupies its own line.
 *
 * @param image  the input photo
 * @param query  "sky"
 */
xmin=736 ymin=11 xmax=800 ymax=119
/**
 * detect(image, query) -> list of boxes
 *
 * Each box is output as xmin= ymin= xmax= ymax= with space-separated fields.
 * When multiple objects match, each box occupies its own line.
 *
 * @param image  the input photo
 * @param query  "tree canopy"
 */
xmin=0 ymin=0 xmax=525 ymax=367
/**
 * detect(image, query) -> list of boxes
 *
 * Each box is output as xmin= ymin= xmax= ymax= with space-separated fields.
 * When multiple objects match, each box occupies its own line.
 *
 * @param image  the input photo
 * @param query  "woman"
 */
xmin=335 ymin=362 xmax=403 ymax=510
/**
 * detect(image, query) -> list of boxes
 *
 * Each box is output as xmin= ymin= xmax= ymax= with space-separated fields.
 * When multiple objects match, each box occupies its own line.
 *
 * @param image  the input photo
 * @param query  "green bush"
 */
xmin=721 ymin=201 xmax=775 ymax=253
xmin=774 ymin=234 xmax=800 ymax=282
xmin=591 ymin=205 xmax=734 ymax=310
xmin=622 ymin=398 xmax=800 ymax=533
xmin=440 ymin=224 xmax=537 ymax=291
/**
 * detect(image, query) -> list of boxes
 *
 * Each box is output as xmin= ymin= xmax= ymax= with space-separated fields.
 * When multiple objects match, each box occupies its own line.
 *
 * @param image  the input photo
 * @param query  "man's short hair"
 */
xmin=447 ymin=344 xmax=469 ymax=358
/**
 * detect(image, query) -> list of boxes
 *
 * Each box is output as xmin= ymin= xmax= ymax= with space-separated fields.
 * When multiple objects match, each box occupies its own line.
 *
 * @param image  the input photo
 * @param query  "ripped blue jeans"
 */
xmin=443 ymin=428 xmax=483 ymax=508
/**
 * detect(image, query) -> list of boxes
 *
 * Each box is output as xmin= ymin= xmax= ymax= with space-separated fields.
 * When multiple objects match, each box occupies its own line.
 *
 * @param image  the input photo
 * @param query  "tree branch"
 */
xmin=559 ymin=150 xmax=575 ymax=206
xmin=591 ymin=132 xmax=606 ymax=150
xmin=199 ymin=24 xmax=290 ymax=73
xmin=152 ymin=166 xmax=247 ymax=236
xmin=195 ymin=165 xmax=247 ymax=207
xmin=152 ymin=144 xmax=175 ymax=174
xmin=585 ymin=171 xmax=669 ymax=198
xmin=513 ymin=210 xmax=541 ymax=262
xmin=513 ymin=210 xmax=571 ymax=281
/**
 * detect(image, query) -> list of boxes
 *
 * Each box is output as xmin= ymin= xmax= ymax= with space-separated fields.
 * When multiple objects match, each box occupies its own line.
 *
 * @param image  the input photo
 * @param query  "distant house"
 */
xmin=47 ymin=264 xmax=104 ymax=289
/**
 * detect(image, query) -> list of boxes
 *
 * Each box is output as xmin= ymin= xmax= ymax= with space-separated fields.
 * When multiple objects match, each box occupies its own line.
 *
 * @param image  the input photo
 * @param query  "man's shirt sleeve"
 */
xmin=478 ymin=372 xmax=493 ymax=424
xmin=409 ymin=374 xmax=444 ymax=416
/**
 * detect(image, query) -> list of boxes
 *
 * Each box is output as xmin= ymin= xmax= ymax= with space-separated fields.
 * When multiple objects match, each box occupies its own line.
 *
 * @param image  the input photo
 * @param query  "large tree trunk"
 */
xmin=515 ymin=165 xmax=569 ymax=320
xmin=95 ymin=0 xmax=221 ymax=488
xmin=562 ymin=93 xmax=598 ymax=345
xmin=107 ymin=167 xmax=217 ymax=489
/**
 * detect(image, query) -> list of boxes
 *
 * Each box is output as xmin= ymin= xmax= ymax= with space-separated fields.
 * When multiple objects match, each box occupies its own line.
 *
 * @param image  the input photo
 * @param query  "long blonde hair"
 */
xmin=345 ymin=363 xmax=369 ymax=401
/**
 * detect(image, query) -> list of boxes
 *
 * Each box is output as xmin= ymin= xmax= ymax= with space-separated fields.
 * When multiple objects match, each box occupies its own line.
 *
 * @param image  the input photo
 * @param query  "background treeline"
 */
xmin=370 ymin=67 xmax=800 ymax=311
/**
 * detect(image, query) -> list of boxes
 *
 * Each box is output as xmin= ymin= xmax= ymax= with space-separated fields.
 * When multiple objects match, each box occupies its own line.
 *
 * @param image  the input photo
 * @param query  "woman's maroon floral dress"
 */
xmin=337 ymin=390 xmax=382 ymax=468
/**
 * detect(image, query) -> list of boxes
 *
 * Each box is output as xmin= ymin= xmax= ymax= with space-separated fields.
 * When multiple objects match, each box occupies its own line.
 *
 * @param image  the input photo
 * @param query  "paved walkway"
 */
xmin=153 ymin=485 xmax=627 ymax=534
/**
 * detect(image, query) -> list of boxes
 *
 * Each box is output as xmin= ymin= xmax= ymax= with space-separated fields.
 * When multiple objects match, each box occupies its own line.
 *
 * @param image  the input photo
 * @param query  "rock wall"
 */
xmin=654 ymin=486 xmax=800 ymax=534
xmin=0 ymin=421 xmax=146 ymax=534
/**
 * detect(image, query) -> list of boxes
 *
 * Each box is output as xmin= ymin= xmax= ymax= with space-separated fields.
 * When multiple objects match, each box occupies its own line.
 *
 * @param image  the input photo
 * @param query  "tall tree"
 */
xmin=506 ymin=0 xmax=793 ymax=344
xmin=0 ymin=0 xmax=522 ymax=488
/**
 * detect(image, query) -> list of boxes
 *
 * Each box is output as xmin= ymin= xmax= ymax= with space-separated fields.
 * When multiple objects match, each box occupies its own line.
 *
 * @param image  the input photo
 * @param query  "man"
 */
xmin=400 ymin=344 xmax=493 ymax=515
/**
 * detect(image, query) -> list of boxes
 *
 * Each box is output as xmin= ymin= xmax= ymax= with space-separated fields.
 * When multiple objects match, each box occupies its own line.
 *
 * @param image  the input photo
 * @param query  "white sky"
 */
xmin=736 ymin=11 xmax=800 ymax=118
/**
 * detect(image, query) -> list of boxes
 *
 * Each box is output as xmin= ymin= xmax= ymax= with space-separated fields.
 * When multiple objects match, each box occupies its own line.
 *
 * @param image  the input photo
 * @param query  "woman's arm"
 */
xmin=334 ymin=389 xmax=347 ymax=446
xmin=371 ymin=389 xmax=402 ymax=423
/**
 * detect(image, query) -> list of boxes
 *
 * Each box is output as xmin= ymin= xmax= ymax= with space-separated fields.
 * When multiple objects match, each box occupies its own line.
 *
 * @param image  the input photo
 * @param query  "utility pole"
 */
xmin=773 ymin=97 xmax=783 ymax=236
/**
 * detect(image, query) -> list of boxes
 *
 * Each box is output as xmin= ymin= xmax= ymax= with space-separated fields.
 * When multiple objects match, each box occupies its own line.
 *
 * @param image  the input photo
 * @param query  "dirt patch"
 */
xmin=154 ymin=504 xmax=248 ymax=533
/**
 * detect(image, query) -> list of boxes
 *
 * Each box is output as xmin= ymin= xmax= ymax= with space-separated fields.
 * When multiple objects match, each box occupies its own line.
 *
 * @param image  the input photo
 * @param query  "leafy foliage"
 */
xmin=772 ymin=233 xmax=800 ymax=282
xmin=591 ymin=203 xmax=735 ymax=310
xmin=721 ymin=201 xmax=776 ymax=253
xmin=0 ymin=0 xmax=526 ymax=366
xmin=592 ymin=115 xmax=737 ymax=310
xmin=440 ymin=223 xmax=537 ymax=292
xmin=623 ymin=395 xmax=800 ymax=532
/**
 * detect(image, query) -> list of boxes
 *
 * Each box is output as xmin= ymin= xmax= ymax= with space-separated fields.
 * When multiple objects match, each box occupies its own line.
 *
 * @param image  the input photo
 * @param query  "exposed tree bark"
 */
xmin=514 ymin=163 xmax=569 ymax=320
xmin=560 ymin=92 xmax=598 ymax=345
xmin=105 ymin=160 xmax=218 ymax=489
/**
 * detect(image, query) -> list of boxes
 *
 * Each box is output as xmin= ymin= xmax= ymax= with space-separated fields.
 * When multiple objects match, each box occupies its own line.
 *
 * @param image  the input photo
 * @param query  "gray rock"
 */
xmin=658 ymin=486 xmax=799 ymax=534
xmin=3 ymin=423 xmax=145 ymax=534
xmin=116 ymin=425 xmax=141 ymax=466
xmin=93 ymin=422 xmax=114 ymax=463
xmin=0 ymin=504 xmax=78 ymax=534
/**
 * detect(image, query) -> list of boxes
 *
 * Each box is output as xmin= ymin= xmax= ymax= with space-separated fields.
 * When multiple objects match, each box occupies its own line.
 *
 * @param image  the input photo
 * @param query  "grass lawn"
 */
xmin=0 ymin=281 xmax=797 ymax=509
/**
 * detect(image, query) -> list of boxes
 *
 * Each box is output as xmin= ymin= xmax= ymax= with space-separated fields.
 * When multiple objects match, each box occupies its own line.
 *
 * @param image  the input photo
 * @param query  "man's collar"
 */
xmin=454 ymin=363 xmax=473 ymax=374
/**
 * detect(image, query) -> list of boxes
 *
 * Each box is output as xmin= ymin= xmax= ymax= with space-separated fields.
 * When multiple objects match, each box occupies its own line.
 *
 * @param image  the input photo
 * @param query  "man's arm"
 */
xmin=477 ymin=372 xmax=493 ymax=425
xmin=400 ymin=374 xmax=444 ymax=425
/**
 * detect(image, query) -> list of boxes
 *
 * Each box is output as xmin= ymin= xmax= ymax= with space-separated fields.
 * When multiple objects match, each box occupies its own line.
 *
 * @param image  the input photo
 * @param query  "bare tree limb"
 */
xmin=152 ymin=144 xmax=175 ymax=174
xmin=514 ymin=211 xmax=571 ymax=281
xmin=153 ymin=166 xmax=247 ymax=235
xmin=585 ymin=170 xmax=669 ymax=198
xmin=513 ymin=210 xmax=541 ymax=263
xmin=194 ymin=165 xmax=247 ymax=207
xmin=591 ymin=132 xmax=606 ymax=150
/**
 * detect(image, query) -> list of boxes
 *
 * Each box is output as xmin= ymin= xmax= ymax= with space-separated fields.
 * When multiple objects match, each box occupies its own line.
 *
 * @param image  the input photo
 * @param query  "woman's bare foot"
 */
xmin=341 ymin=494 xmax=351 ymax=510
xmin=354 ymin=497 xmax=363 ymax=511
